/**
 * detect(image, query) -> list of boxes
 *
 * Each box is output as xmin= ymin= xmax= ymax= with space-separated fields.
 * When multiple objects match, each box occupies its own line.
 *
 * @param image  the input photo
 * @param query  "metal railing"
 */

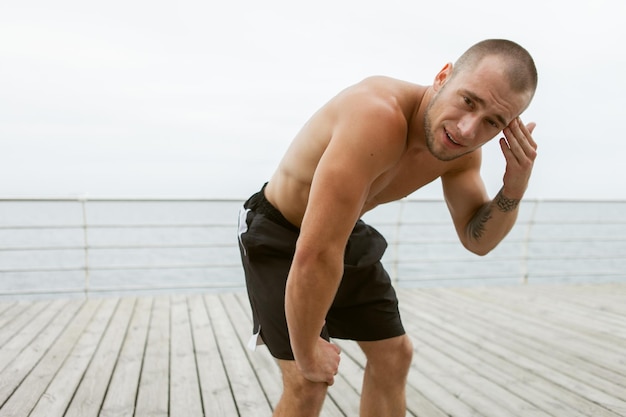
xmin=1 ymin=197 xmax=625 ymax=298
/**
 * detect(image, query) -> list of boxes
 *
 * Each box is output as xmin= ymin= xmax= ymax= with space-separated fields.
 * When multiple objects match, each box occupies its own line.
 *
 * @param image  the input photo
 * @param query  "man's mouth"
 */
xmin=445 ymin=130 xmax=461 ymax=146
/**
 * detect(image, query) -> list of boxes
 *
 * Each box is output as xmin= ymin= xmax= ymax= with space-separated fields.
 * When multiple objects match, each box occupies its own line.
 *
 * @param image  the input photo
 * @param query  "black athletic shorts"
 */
xmin=237 ymin=184 xmax=405 ymax=360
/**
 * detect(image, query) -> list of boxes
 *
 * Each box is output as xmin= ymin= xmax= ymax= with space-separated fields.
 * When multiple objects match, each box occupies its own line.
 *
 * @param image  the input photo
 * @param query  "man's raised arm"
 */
xmin=443 ymin=118 xmax=537 ymax=255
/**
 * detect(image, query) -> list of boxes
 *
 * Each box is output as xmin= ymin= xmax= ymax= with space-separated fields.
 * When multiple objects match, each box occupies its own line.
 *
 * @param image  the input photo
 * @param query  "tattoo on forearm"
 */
xmin=494 ymin=189 xmax=520 ymax=212
xmin=468 ymin=190 xmax=520 ymax=241
xmin=469 ymin=203 xmax=492 ymax=241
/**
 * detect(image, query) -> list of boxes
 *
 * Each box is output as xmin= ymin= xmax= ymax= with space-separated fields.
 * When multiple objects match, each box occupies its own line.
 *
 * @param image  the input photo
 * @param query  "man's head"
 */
xmin=452 ymin=39 xmax=538 ymax=104
xmin=424 ymin=39 xmax=537 ymax=161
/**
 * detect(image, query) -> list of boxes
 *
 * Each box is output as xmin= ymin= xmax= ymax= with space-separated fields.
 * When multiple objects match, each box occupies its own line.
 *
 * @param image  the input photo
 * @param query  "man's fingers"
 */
xmin=504 ymin=118 xmax=537 ymax=161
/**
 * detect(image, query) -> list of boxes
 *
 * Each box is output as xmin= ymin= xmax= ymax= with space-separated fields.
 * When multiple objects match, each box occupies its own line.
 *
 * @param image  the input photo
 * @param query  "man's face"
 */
xmin=424 ymin=56 xmax=531 ymax=161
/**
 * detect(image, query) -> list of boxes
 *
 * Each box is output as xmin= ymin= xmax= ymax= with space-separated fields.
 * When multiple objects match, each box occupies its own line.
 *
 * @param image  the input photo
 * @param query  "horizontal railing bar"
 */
xmin=0 ymin=197 xmax=245 ymax=203
xmin=517 ymin=271 xmax=626 ymax=279
xmin=7 ymin=237 xmax=618 ymax=250
xmin=400 ymin=255 xmax=626 ymax=264
xmin=1 ymin=197 xmax=626 ymax=203
xmin=0 ymin=243 xmax=237 ymax=252
xmin=399 ymin=237 xmax=626 ymax=245
xmin=399 ymin=270 xmax=626 ymax=281
xmin=81 ymin=282 xmax=246 ymax=292
xmin=370 ymin=220 xmax=626 ymax=227
xmin=0 ymin=266 xmax=86 ymax=274
xmin=400 ymin=274 xmax=523 ymax=282
xmin=92 ymin=263 xmax=241 ymax=271
xmin=0 ymin=263 xmax=242 ymax=274
xmin=0 ymin=223 xmax=235 ymax=230
xmin=0 ymin=225 xmax=85 ymax=230
xmin=0 ymin=287 xmax=87 ymax=296
xmin=0 ymin=282 xmax=246 ymax=297
xmin=2 ymin=237 xmax=626 ymax=251
xmin=3 ymin=221 xmax=626 ymax=232
xmin=3 ymin=255 xmax=624 ymax=274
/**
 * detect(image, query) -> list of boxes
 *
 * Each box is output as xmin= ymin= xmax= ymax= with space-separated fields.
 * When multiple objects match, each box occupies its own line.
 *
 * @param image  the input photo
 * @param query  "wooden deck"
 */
xmin=0 ymin=283 xmax=625 ymax=416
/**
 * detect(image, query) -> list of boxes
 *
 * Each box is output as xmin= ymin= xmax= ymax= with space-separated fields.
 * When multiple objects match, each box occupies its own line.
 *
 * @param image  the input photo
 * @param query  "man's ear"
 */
xmin=433 ymin=62 xmax=453 ymax=92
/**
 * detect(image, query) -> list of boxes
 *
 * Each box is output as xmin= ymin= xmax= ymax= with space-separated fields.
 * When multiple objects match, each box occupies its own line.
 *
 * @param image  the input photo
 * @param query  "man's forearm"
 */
xmin=465 ymin=188 xmax=521 ymax=255
xmin=285 ymin=254 xmax=342 ymax=365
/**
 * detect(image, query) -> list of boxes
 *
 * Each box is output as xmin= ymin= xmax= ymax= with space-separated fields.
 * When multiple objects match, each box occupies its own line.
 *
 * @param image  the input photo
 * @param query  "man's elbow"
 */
xmin=291 ymin=242 xmax=344 ymax=279
xmin=461 ymin=239 xmax=494 ymax=257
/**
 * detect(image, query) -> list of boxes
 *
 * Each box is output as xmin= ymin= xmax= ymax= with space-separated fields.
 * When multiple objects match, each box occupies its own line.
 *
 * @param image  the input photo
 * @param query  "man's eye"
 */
xmin=487 ymin=119 xmax=499 ymax=128
xmin=463 ymin=96 xmax=473 ymax=107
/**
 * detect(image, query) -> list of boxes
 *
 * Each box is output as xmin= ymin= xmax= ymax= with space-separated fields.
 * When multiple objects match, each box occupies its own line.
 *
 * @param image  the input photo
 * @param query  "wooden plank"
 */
xmin=64 ymin=297 xmax=136 ymax=417
xmin=169 ymin=295 xmax=203 ymax=417
xmin=0 ymin=301 xmax=29 ymax=334
xmin=0 ymin=284 xmax=624 ymax=417
xmin=135 ymin=296 xmax=170 ymax=417
xmin=0 ymin=300 xmax=50 ymax=348
xmin=409 ymin=333 xmax=516 ymax=417
xmin=400 ymin=292 xmax=511 ymax=417
xmin=534 ymin=284 xmax=626 ymax=319
xmin=400 ymin=293 xmax=610 ymax=417
xmin=0 ymin=298 xmax=84 ymax=410
xmin=0 ymin=299 xmax=68 ymax=372
xmin=401 ymin=288 xmax=626 ymax=417
xmin=100 ymin=296 xmax=153 ymax=417
xmin=334 ymin=337 xmax=450 ymax=417
xmin=0 ymin=301 xmax=17 ymax=318
xmin=229 ymin=292 xmax=348 ymax=417
xmin=323 ymin=339 xmax=365 ymax=417
xmin=436 ymin=288 xmax=626 ymax=390
xmin=468 ymin=286 xmax=626 ymax=347
xmin=0 ymin=299 xmax=100 ymax=417
xmin=221 ymin=293 xmax=283 ymax=406
xmin=400 ymin=295 xmax=552 ymax=417
xmin=406 ymin=357 xmax=482 ymax=417
xmin=205 ymin=293 xmax=273 ymax=416
xmin=28 ymin=298 xmax=119 ymax=417
xmin=188 ymin=294 xmax=239 ymax=416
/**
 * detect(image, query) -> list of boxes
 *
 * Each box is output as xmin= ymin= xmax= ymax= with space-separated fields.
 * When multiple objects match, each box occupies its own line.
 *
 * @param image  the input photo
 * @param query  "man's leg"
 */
xmin=273 ymin=359 xmax=329 ymax=417
xmin=358 ymin=334 xmax=413 ymax=417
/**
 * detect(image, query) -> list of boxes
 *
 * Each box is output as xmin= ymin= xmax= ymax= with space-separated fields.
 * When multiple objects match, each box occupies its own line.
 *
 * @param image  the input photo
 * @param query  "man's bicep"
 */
xmin=298 ymin=142 xmax=378 ymax=250
xmin=299 ymin=107 xmax=405 ymax=248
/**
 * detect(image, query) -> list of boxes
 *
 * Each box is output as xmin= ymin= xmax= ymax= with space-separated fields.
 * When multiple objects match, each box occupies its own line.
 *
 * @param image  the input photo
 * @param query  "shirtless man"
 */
xmin=238 ymin=39 xmax=538 ymax=417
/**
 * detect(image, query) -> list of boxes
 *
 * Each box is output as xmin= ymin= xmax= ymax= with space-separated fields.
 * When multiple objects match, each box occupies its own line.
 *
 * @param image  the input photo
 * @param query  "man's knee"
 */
xmin=278 ymin=360 xmax=328 ymax=406
xmin=384 ymin=335 xmax=413 ymax=374
xmin=361 ymin=335 xmax=413 ymax=377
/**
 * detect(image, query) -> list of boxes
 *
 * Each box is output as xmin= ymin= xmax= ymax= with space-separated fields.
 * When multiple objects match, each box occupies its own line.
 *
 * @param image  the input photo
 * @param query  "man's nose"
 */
xmin=458 ymin=114 xmax=480 ymax=140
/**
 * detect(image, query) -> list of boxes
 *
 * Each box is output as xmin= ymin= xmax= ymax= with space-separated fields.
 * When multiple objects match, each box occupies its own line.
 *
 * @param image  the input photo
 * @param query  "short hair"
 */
xmin=453 ymin=39 xmax=538 ymax=98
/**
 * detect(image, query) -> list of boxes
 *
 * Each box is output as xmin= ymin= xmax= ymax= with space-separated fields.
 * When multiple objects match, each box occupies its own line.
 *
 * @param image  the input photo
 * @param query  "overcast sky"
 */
xmin=1 ymin=0 xmax=624 ymax=200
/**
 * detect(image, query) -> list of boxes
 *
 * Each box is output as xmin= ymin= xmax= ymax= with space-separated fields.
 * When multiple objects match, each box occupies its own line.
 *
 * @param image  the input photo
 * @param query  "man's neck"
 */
xmin=406 ymin=86 xmax=434 ymax=151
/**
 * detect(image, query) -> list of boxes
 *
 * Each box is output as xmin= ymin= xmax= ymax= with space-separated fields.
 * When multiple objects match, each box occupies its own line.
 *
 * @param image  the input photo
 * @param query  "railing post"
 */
xmin=79 ymin=196 xmax=91 ymax=297
xmin=391 ymin=200 xmax=405 ymax=285
xmin=521 ymin=199 xmax=539 ymax=285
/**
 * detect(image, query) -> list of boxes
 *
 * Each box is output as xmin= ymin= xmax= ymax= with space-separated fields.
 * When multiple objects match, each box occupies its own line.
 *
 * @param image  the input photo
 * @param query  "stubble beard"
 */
xmin=424 ymin=98 xmax=477 ymax=162
xmin=423 ymin=101 xmax=458 ymax=162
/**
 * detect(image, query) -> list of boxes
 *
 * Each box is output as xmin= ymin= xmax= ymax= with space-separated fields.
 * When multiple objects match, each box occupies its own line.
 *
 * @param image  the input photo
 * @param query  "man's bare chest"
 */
xmin=363 ymin=151 xmax=454 ymax=210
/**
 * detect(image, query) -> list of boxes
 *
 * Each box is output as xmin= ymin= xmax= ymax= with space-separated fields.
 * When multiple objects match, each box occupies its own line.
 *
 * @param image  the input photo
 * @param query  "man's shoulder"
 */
xmin=356 ymin=75 xmax=420 ymax=88
xmin=332 ymin=76 xmax=425 ymax=125
xmin=348 ymin=76 xmax=425 ymax=101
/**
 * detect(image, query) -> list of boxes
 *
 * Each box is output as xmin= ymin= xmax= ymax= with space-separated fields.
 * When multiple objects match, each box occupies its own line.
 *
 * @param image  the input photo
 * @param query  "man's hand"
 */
xmin=296 ymin=337 xmax=341 ymax=386
xmin=499 ymin=117 xmax=537 ymax=199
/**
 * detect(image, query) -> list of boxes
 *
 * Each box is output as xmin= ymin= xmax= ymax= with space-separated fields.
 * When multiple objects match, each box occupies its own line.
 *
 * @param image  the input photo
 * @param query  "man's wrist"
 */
xmin=494 ymin=188 xmax=521 ymax=212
